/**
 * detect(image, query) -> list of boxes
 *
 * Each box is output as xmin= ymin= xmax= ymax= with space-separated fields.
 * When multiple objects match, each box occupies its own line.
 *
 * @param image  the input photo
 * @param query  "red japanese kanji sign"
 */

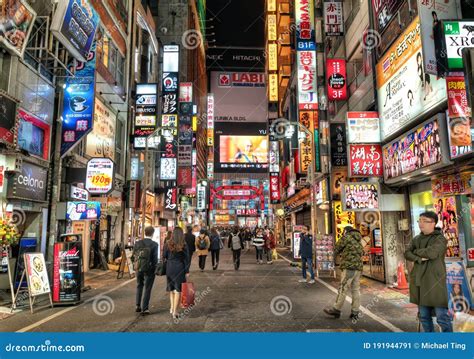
xmin=349 ymin=144 xmax=383 ymax=177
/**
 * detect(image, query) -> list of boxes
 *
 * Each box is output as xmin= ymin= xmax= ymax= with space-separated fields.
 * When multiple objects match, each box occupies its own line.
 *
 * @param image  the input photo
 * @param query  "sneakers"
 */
xmin=349 ymin=312 xmax=360 ymax=320
xmin=298 ymin=278 xmax=307 ymax=283
xmin=323 ymin=307 xmax=341 ymax=319
xmin=267 ymin=261 xmax=273 ymax=264
xmin=141 ymin=309 xmax=150 ymax=315
xmin=308 ymin=279 xmax=315 ymax=284
xmin=135 ymin=306 xmax=141 ymax=313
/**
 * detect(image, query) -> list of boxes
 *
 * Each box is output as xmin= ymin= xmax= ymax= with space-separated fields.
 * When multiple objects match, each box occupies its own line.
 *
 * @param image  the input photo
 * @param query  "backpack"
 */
xmin=231 ymin=234 xmax=241 ymax=250
xmin=198 ymin=236 xmax=208 ymax=250
xmin=135 ymin=246 xmax=151 ymax=272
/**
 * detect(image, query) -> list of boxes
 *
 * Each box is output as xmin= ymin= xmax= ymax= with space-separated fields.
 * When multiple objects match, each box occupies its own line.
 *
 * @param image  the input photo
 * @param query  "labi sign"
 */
xmin=8 ymin=162 xmax=48 ymax=202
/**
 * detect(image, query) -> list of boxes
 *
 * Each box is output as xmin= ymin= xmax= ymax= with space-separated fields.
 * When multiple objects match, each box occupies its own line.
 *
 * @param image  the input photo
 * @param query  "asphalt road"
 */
xmin=0 ymin=248 xmax=418 ymax=332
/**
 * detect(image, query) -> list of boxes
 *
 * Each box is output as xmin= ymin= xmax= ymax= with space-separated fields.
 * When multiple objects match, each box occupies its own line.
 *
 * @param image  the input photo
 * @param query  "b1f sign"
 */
xmin=327 ymin=59 xmax=347 ymax=101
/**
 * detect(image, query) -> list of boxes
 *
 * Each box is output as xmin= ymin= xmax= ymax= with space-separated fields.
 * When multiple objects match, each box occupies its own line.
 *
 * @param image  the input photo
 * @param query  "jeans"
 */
xmin=211 ymin=250 xmax=220 ymax=267
xmin=256 ymin=247 xmax=263 ymax=261
xmin=418 ymin=306 xmax=453 ymax=332
xmin=301 ymin=256 xmax=314 ymax=280
xmin=232 ymin=249 xmax=241 ymax=270
xmin=245 ymin=241 xmax=251 ymax=250
xmin=198 ymin=255 xmax=207 ymax=270
xmin=136 ymin=270 xmax=155 ymax=311
xmin=334 ymin=269 xmax=361 ymax=313
xmin=266 ymin=248 xmax=273 ymax=262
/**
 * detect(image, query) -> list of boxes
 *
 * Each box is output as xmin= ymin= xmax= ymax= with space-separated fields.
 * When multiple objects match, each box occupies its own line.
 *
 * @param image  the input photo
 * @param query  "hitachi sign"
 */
xmin=17 ymin=174 xmax=45 ymax=189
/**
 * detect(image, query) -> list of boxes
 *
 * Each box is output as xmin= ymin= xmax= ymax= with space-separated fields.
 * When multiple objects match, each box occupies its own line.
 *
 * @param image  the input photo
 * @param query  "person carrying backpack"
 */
xmin=195 ymin=229 xmax=210 ymax=272
xmin=132 ymin=226 xmax=158 ymax=315
xmin=228 ymin=227 xmax=245 ymax=270
xmin=209 ymin=228 xmax=222 ymax=270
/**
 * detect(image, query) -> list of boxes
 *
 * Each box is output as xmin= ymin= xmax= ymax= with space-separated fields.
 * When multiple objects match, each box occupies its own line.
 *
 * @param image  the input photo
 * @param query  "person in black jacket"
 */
xmin=132 ymin=226 xmax=158 ymax=315
xmin=184 ymin=226 xmax=196 ymax=267
xmin=209 ymin=228 xmax=221 ymax=270
xmin=228 ymin=227 xmax=245 ymax=270
xmin=164 ymin=227 xmax=190 ymax=319
xmin=298 ymin=226 xmax=315 ymax=284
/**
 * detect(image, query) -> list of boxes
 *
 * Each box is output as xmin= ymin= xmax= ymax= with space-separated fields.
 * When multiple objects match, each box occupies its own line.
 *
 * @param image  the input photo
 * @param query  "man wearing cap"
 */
xmin=324 ymin=225 xmax=363 ymax=319
xmin=404 ymin=211 xmax=452 ymax=332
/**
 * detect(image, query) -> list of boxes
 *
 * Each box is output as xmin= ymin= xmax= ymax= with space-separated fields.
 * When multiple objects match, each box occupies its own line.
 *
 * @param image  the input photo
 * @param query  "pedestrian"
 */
xmin=298 ymin=226 xmax=315 ymax=284
xmin=209 ymin=227 xmax=222 ymax=270
xmin=405 ymin=211 xmax=452 ymax=332
xmin=244 ymin=228 xmax=251 ymax=251
xmin=252 ymin=228 xmax=265 ymax=264
xmin=228 ymin=227 xmax=245 ymax=270
xmin=132 ymin=226 xmax=158 ymax=315
xmin=184 ymin=226 xmax=196 ymax=267
xmin=324 ymin=226 xmax=363 ymax=319
xmin=264 ymin=229 xmax=276 ymax=264
xmin=163 ymin=227 xmax=190 ymax=319
xmin=195 ymin=229 xmax=210 ymax=271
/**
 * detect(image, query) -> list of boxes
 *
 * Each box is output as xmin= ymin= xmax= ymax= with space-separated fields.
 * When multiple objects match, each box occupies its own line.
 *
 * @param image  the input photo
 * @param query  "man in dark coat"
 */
xmin=405 ymin=211 xmax=452 ymax=332
xmin=184 ymin=226 xmax=196 ymax=266
xmin=132 ymin=226 xmax=158 ymax=315
xmin=324 ymin=226 xmax=363 ymax=319
xmin=298 ymin=226 xmax=315 ymax=284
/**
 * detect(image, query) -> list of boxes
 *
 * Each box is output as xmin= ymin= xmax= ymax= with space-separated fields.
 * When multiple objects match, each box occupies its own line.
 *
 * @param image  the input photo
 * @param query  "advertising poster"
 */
xmin=446 ymin=76 xmax=473 ymax=159
xmin=0 ymin=0 xmax=36 ymax=57
xmin=179 ymin=82 xmax=193 ymax=103
xmin=299 ymin=110 xmax=315 ymax=173
xmin=50 ymin=0 xmax=99 ymax=62
xmin=53 ymin=242 xmax=82 ymax=303
xmin=60 ymin=41 xmax=97 ymax=156
xmin=17 ymin=109 xmax=50 ymax=159
xmin=331 ymin=169 xmax=347 ymax=200
xmin=162 ymin=72 xmax=179 ymax=93
xmin=219 ymin=136 xmax=268 ymax=164
xmin=134 ymin=83 xmax=157 ymax=149
xmin=445 ymin=260 xmax=473 ymax=314
xmin=342 ymin=183 xmax=380 ymax=211
xmin=86 ymin=98 xmax=116 ymax=160
xmin=297 ymin=51 xmax=318 ymax=109
xmin=295 ymin=0 xmax=315 ymax=50
xmin=315 ymin=234 xmax=335 ymax=271
xmin=330 ymin=123 xmax=347 ymax=167
xmin=417 ymin=0 xmax=460 ymax=75
xmin=383 ymin=119 xmax=442 ymax=180
xmin=434 ymin=197 xmax=460 ymax=257
xmin=349 ymin=144 xmax=383 ymax=177
xmin=85 ymin=158 xmax=114 ymax=194
xmin=323 ymin=1 xmax=343 ymax=36
xmin=327 ymin=59 xmax=347 ymax=101
xmin=334 ymin=201 xmax=355 ymax=243
xmin=376 ymin=17 xmax=447 ymax=140
xmin=14 ymin=238 xmax=37 ymax=288
xmin=431 ymin=172 xmax=472 ymax=198
xmin=24 ymin=253 xmax=50 ymax=297
xmin=66 ymin=201 xmax=101 ymax=221
xmin=436 ymin=21 xmax=474 ymax=72
xmin=210 ymin=72 xmax=267 ymax=123
xmin=0 ymin=93 xmax=18 ymax=144
xmin=346 ymin=112 xmax=380 ymax=143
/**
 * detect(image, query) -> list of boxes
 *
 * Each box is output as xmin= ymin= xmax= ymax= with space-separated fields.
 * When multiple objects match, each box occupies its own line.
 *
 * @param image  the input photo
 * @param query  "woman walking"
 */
xmin=264 ymin=229 xmax=276 ymax=264
xmin=209 ymin=228 xmax=222 ymax=270
xmin=163 ymin=227 xmax=190 ymax=319
xmin=252 ymin=228 xmax=265 ymax=264
xmin=195 ymin=229 xmax=210 ymax=271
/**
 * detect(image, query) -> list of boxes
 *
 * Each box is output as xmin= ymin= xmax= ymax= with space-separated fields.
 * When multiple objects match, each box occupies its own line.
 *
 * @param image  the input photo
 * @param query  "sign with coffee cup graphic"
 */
xmin=7 ymin=162 xmax=48 ymax=202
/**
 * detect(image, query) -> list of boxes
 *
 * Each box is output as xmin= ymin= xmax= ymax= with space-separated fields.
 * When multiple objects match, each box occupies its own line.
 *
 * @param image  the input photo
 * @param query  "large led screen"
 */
xmin=214 ymin=123 xmax=268 ymax=173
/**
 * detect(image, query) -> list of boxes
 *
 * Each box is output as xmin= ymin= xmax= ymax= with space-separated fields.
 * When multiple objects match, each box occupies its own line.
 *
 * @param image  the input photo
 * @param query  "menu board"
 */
xmin=14 ymin=238 xmax=37 ymax=289
xmin=24 ymin=253 xmax=50 ymax=297
xmin=315 ymin=234 xmax=335 ymax=271
xmin=52 ymin=242 xmax=82 ymax=303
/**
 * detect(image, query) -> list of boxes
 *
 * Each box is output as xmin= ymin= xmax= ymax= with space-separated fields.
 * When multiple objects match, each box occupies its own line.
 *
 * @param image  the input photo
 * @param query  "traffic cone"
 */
xmin=395 ymin=262 xmax=409 ymax=290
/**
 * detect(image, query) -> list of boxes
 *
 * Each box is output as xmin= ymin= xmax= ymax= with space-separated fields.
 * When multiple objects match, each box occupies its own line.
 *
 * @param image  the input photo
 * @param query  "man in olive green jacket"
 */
xmin=404 ymin=211 xmax=452 ymax=332
xmin=324 ymin=226 xmax=364 ymax=319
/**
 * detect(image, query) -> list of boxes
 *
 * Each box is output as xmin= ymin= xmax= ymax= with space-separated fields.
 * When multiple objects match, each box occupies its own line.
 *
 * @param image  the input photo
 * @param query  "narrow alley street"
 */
xmin=1 ymin=249 xmax=417 ymax=333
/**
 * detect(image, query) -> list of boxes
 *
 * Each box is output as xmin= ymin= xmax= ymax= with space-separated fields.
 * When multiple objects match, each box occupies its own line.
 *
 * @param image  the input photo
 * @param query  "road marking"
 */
xmin=277 ymin=252 xmax=403 ymax=333
xmin=16 ymin=278 xmax=135 ymax=333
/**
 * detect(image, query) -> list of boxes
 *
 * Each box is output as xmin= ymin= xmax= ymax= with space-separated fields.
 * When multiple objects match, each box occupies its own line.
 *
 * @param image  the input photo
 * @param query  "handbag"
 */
xmin=155 ymin=260 xmax=167 ymax=276
xmin=181 ymin=282 xmax=195 ymax=308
